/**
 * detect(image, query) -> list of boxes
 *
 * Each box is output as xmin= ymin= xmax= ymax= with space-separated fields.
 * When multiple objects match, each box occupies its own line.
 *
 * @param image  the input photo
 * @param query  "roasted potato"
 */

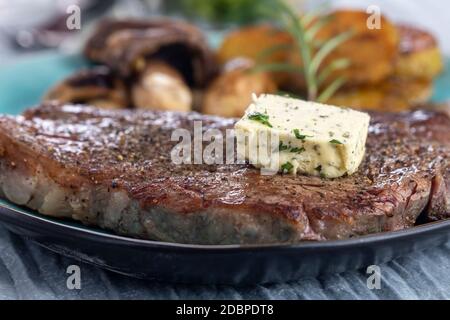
xmin=326 ymin=78 xmax=433 ymax=112
xmin=217 ymin=24 xmax=292 ymax=86
xmin=395 ymin=25 xmax=443 ymax=80
xmin=324 ymin=24 xmax=442 ymax=112
xmin=288 ymin=10 xmax=400 ymax=91
xmin=202 ymin=59 xmax=277 ymax=117
xmin=132 ymin=61 xmax=193 ymax=112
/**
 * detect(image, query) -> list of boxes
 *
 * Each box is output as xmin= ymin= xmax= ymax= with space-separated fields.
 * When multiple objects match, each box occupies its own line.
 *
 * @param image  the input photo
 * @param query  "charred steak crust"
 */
xmin=0 ymin=102 xmax=448 ymax=244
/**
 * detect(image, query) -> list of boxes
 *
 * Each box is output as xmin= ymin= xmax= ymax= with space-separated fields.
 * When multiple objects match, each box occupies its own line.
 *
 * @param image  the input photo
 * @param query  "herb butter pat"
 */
xmin=234 ymin=94 xmax=371 ymax=178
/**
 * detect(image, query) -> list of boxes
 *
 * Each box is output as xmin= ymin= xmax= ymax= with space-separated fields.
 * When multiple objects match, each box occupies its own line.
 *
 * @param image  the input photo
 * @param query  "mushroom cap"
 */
xmin=44 ymin=66 xmax=129 ymax=109
xmin=84 ymin=18 xmax=218 ymax=88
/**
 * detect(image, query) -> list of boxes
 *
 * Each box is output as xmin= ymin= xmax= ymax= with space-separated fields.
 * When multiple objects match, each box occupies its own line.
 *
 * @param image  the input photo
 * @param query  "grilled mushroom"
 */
xmin=132 ymin=60 xmax=192 ymax=112
xmin=44 ymin=66 xmax=128 ymax=109
xmin=82 ymin=18 xmax=218 ymax=112
xmin=84 ymin=18 xmax=217 ymax=89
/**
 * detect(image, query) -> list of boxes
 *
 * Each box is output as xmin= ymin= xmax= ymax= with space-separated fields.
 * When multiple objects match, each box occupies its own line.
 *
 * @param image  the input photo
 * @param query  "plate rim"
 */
xmin=1 ymin=199 xmax=449 ymax=252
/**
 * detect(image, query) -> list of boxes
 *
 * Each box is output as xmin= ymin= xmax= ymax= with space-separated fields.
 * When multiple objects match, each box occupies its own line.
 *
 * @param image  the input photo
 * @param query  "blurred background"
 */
xmin=1 ymin=0 xmax=449 ymax=62
xmin=1 ymin=0 xmax=450 ymax=115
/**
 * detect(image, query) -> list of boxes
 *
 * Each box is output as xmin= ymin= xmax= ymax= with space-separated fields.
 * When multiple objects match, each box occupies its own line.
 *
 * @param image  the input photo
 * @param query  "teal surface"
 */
xmin=0 ymin=53 xmax=450 ymax=114
xmin=432 ymin=59 xmax=450 ymax=102
xmin=0 ymin=53 xmax=88 ymax=115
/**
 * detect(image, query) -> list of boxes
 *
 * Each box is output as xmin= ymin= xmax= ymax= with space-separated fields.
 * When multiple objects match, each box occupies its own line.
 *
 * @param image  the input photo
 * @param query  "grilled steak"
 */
xmin=0 ymin=103 xmax=448 ymax=244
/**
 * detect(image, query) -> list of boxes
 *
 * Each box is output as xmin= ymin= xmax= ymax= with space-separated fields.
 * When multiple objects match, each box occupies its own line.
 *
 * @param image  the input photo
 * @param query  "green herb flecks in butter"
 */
xmin=279 ymin=141 xmax=289 ymax=152
xmin=290 ymin=147 xmax=306 ymax=154
xmin=247 ymin=112 xmax=273 ymax=128
xmin=281 ymin=162 xmax=294 ymax=173
xmin=293 ymin=129 xmax=313 ymax=141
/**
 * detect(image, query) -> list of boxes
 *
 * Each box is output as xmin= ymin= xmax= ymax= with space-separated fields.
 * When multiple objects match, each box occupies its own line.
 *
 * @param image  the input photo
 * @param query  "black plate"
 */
xmin=1 ymin=200 xmax=450 ymax=285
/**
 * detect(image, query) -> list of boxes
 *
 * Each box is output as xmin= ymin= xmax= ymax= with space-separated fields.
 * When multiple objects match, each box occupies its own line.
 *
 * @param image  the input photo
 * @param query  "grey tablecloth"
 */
xmin=1 ymin=224 xmax=450 ymax=300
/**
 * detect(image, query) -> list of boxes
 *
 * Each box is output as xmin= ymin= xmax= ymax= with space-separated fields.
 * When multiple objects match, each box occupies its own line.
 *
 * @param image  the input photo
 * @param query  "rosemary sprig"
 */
xmin=251 ymin=63 xmax=302 ymax=74
xmin=254 ymin=0 xmax=354 ymax=103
